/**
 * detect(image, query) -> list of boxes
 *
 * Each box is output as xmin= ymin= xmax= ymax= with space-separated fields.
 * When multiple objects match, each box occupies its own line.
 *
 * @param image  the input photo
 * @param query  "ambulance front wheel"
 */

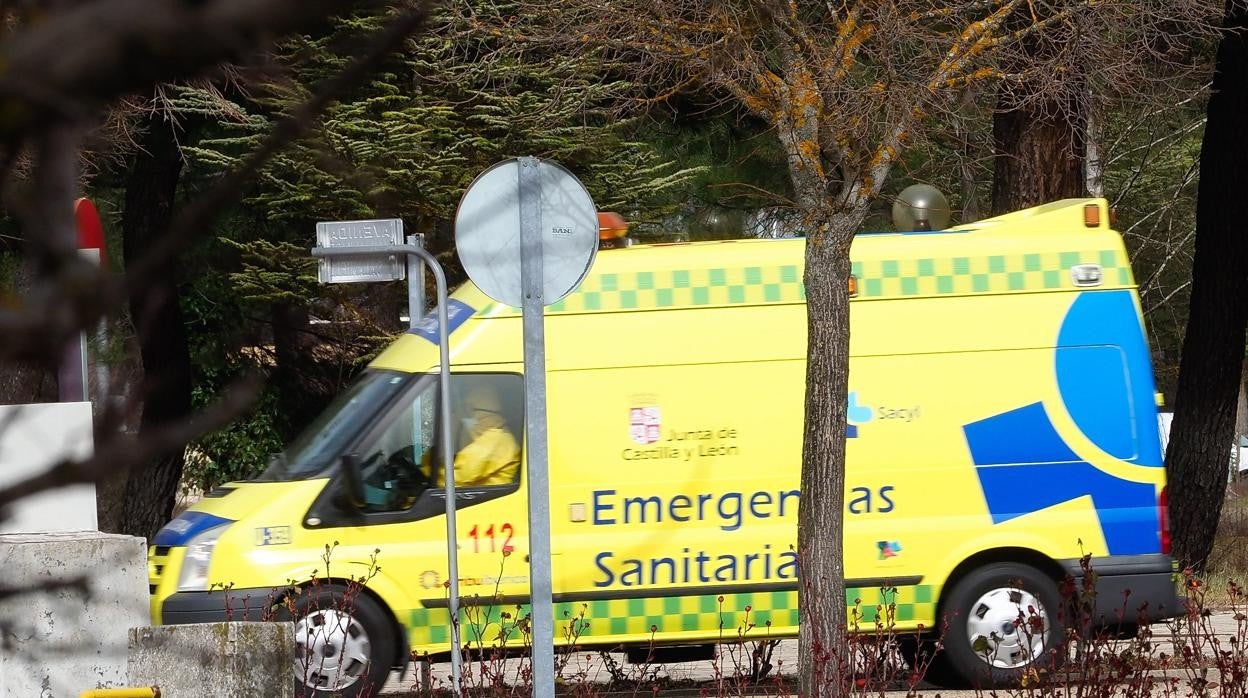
xmin=939 ymin=562 xmax=1067 ymax=687
xmin=284 ymin=583 xmax=396 ymax=698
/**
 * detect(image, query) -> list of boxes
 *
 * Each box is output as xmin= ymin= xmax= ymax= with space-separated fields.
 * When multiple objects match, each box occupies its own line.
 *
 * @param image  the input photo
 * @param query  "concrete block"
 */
xmin=0 ymin=531 xmax=149 ymax=697
xmin=128 ymin=622 xmax=295 ymax=698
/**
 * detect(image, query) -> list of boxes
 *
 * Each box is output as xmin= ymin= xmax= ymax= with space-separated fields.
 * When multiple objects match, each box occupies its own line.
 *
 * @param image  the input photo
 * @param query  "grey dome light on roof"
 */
xmin=893 ymin=184 xmax=951 ymax=232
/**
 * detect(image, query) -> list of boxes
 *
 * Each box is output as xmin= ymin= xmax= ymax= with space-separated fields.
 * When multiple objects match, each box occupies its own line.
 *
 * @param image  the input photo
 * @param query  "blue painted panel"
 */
xmin=409 ymin=299 xmax=476 ymax=344
xmin=964 ymin=402 xmax=1160 ymax=555
xmin=152 ymin=511 xmax=233 ymax=547
xmin=963 ymin=402 xmax=1079 ymax=465
xmin=1055 ymin=346 xmax=1134 ymax=459
xmin=1056 ymin=291 xmax=1163 ymax=466
xmin=973 ymin=461 xmax=1157 ymax=554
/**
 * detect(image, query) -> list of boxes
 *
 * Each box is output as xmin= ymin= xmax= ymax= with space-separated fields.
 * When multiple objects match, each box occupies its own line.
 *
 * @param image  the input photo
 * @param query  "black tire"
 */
xmin=281 ymin=584 xmax=397 ymax=698
xmin=938 ymin=562 xmax=1066 ymax=688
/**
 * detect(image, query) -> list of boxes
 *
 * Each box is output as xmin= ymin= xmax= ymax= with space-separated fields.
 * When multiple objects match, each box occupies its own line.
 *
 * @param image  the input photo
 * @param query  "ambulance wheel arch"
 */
xmin=936 ymin=546 xmax=1067 ymax=629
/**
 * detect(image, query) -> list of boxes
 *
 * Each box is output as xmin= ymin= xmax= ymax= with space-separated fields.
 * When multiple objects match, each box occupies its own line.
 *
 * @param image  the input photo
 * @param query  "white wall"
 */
xmin=0 ymin=402 xmax=97 ymax=533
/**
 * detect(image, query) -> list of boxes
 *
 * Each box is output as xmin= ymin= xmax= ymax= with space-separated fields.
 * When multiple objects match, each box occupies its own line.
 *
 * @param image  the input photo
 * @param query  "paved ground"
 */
xmin=379 ymin=610 xmax=1247 ymax=696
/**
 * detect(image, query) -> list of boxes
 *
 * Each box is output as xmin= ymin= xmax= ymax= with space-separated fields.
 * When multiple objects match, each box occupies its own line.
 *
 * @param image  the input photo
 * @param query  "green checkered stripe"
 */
xmin=551 ymin=266 xmax=806 ymax=312
xmin=846 ymin=584 xmax=937 ymax=628
xmin=851 ymin=249 xmax=1131 ymax=299
xmin=404 ymin=584 xmax=937 ymax=648
xmin=478 ymin=249 xmax=1131 ymax=316
xmin=480 ymin=265 xmax=805 ymax=317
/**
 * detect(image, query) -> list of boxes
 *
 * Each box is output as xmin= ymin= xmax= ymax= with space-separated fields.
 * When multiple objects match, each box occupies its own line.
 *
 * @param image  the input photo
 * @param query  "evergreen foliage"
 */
xmin=176 ymin=3 xmax=701 ymax=490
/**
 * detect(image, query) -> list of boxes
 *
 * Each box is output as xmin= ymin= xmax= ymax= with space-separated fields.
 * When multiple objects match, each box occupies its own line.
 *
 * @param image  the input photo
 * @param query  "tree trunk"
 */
xmin=7 ymin=127 xmax=81 ymax=405
xmin=1237 ymin=376 xmax=1248 ymax=445
xmin=0 ymin=261 xmax=58 ymax=404
xmin=1166 ymin=0 xmax=1248 ymax=572
xmin=991 ymin=94 xmax=1087 ymax=215
xmin=271 ymin=300 xmax=322 ymax=442
xmin=1235 ymin=379 xmax=1248 ymax=479
xmin=1086 ymin=101 xmax=1105 ymax=198
xmin=798 ymin=220 xmax=854 ymax=697
xmin=119 ymin=113 xmax=193 ymax=541
xmin=990 ymin=3 xmax=1087 ymax=217
xmin=958 ymin=89 xmax=981 ymax=223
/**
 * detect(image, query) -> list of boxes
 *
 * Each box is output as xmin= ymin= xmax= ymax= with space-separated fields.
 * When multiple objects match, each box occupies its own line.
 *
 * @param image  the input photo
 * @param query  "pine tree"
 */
xmin=180 ymin=3 xmax=700 ymax=483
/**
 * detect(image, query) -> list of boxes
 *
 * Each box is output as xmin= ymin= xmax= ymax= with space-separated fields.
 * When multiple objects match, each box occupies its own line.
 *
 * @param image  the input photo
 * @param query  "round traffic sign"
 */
xmin=454 ymin=158 xmax=598 ymax=307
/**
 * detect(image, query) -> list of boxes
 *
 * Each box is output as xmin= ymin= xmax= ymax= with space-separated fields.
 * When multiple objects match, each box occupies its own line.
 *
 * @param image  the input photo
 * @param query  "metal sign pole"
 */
xmin=61 ymin=201 xmax=105 ymax=405
xmin=519 ymin=156 xmax=555 ymax=697
xmin=450 ymin=156 xmax=596 ymax=697
xmin=58 ymin=330 xmax=87 ymax=402
xmin=424 ymin=248 xmax=463 ymax=696
xmin=58 ymin=252 xmax=94 ymax=403
xmin=310 ymin=243 xmax=463 ymax=693
xmin=405 ymin=233 xmax=426 ymax=327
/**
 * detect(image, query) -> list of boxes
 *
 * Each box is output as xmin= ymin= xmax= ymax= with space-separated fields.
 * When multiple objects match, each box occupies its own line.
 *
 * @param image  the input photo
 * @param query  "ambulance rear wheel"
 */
xmin=285 ymin=584 xmax=396 ymax=698
xmin=940 ymin=563 xmax=1066 ymax=687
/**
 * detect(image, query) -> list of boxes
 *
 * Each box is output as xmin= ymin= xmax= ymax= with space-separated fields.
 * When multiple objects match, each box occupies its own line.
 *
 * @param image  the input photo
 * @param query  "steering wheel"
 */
xmin=385 ymin=446 xmax=432 ymax=492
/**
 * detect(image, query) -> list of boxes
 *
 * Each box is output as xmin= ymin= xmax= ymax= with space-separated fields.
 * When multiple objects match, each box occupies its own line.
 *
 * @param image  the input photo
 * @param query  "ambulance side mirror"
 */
xmin=340 ymin=453 xmax=366 ymax=509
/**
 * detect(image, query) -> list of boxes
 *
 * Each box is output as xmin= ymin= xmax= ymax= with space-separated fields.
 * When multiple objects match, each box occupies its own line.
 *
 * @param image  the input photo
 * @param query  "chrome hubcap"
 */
xmin=294 ymin=608 xmax=372 ymax=690
xmin=965 ymin=586 xmax=1048 ymax=669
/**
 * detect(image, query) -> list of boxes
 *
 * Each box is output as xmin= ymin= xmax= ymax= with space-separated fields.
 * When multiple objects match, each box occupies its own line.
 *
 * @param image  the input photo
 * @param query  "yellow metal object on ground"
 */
xmin=79 ymin=688 xmax=159 ymax=698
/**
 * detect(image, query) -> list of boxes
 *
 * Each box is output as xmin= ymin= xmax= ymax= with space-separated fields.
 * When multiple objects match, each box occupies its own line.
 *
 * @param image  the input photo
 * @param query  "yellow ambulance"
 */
xmin=148 ymin=198 xmax=1177 ymax=695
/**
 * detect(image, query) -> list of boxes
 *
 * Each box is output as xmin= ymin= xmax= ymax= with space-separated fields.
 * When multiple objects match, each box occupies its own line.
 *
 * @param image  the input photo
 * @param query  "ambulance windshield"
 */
xmin=257 ymin=370 xmax=411 ymax=481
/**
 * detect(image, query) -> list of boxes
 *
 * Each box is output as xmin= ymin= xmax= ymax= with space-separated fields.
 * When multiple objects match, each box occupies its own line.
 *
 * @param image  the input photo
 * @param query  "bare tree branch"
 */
xmin=0 ymin=0 xmax=431 ymax=530
xmin=124 ymin=3 xmax=431 ymax=294
xmin=0 ymin=3 xmax=431 ymax=367
xmin=0 ymin=0 xmax=390 ymax=136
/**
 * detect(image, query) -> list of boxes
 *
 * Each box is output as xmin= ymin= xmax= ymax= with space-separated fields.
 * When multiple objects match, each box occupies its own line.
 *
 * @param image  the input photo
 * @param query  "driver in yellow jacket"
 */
xmin=441 ymin=385 xmax=520 ymax=486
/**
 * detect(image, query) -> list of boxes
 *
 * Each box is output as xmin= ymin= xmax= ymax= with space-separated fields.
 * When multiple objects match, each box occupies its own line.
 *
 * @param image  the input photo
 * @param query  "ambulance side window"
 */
xmin=447 ymin=373 xmax=524 ymax=490
xmin=354 ymin=388 xmax=438 ymax=514
xmin=351 ymin=373 xmax=523 ymax=517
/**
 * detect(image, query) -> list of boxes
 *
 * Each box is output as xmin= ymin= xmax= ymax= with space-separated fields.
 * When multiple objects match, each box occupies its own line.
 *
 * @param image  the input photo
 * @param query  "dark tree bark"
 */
xmin=119 ymin=114 xmax=193 ymax=541
xmin=0 ymin=262 xmax=58 ymax=405
xmin=2 ymin=128 xmax=80 ymax=406
xmin=1166 ymin=0 xmax=1248 ymax=572
xmin=797 ymin=215 xmax=855 ymax=697
xmin=991 ymin=95 xmax=1088 ymax=215
xmin=990 ymin=5 xmax=1088 ymax=216
xmin=0 ymin=359 xmax=57 ymax=404
xmin=957 ymin=89 xmax=982 ymax=223
xmin=270 ymin=300 xmax=331 ymax=442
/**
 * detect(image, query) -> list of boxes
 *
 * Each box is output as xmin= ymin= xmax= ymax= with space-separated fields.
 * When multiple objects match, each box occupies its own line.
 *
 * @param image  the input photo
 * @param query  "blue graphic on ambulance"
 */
xmin=846 ymin=391 xmax=874 ymax=438
xmin=963 ymin=290 xmax=1164 ymax=555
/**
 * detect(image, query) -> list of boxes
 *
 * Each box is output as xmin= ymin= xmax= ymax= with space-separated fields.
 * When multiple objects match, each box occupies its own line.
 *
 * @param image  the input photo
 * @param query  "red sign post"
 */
xmin=58 ymin=198 xmax=106 ymax=403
